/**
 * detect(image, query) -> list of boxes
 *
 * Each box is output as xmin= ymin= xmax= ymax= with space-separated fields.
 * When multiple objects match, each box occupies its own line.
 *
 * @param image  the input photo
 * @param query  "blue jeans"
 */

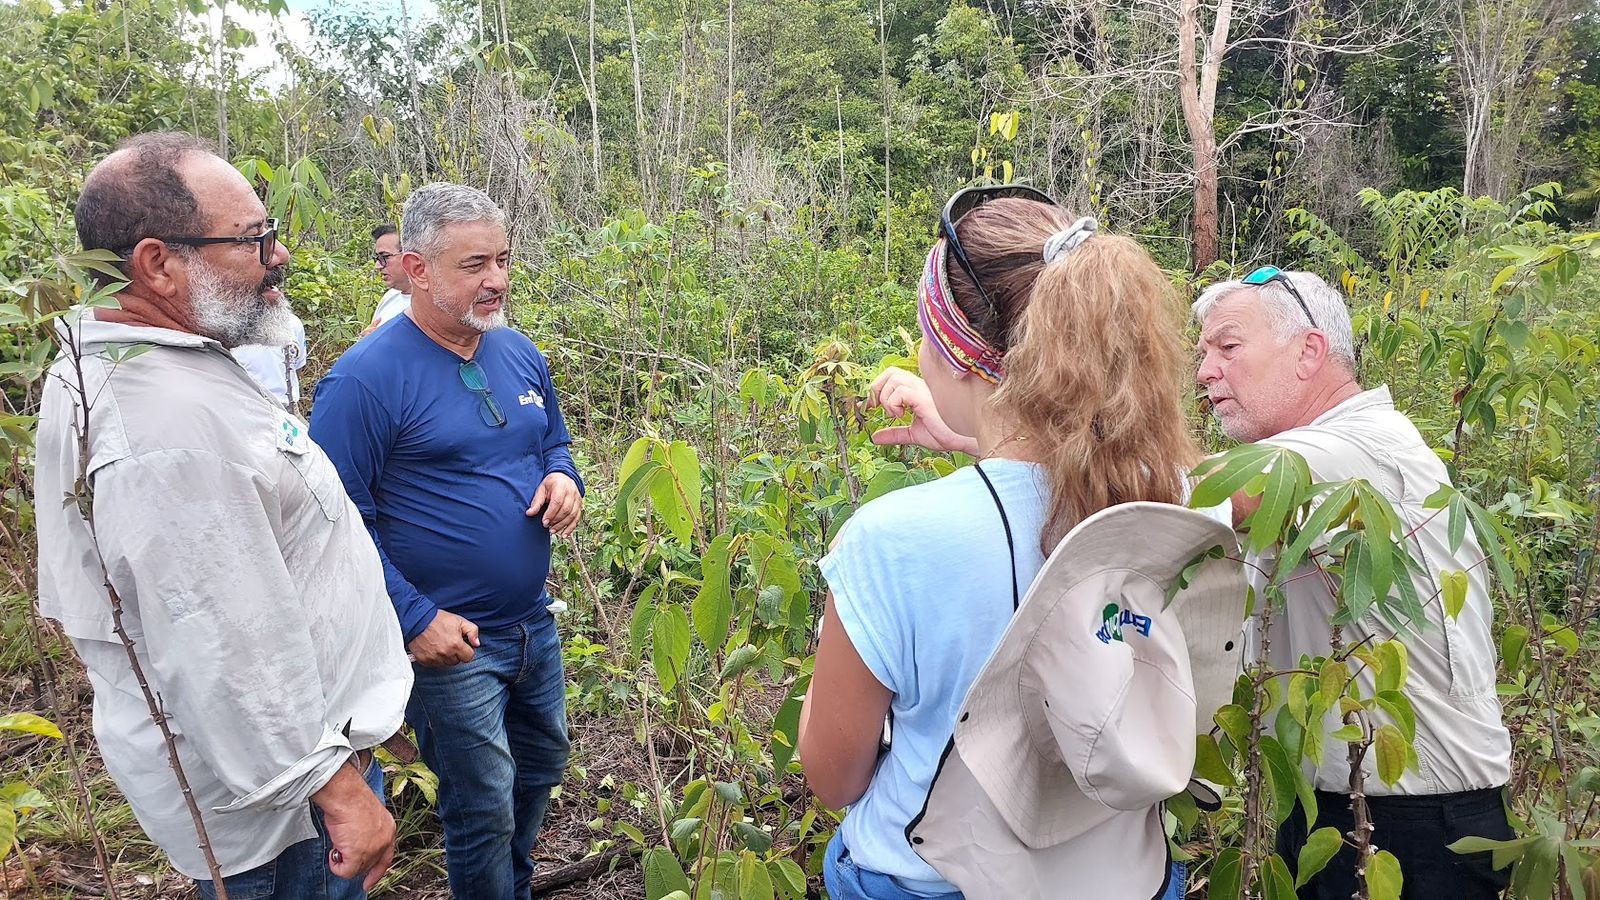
xmin=196 ymin=757 xmax=383 ymax=900
xmin=407 ymin=618 xmax=570 ymax=900
xmin=823 ymin=830 xmax=1188 ymax=899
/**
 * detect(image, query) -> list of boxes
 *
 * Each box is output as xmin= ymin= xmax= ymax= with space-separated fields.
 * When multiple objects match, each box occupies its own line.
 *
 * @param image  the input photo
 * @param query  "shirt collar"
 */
xmin=1309 ymin=385 xmax=1392 ymax=427
xmin=62 ymin=308 xmax=224 ymax=353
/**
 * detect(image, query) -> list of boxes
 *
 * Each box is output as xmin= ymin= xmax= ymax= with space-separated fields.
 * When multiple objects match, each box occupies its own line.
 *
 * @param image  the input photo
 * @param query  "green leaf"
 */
xmin=1375 ymin=691 xmax=1417 ymax=742
xmin=770 ymin=675 xmax=810 ymax=774
xmin=643 ymin=848 xmax=692 ymax=900
xmin=1190 ymin=444 xmax=1293 ymax=510
xmin=1369 ymin=849 xmax=1404 ymax=900
xmin=1280 ymin=482 xmax=1358 ymax=575
xmin=649 ymin=458 xmax=694 ymax=545
xmin=1374 ymin=723 xmax=1409 ymax=786
xmin=668 ymin=440 xmax=703 ymax=518
xmin=1243 ymin=450 xmax=1313 ymax=554
xmin=1215 ymin=704 xmax=1251 ymax=754
xmin=0 ymin=802 xmax=13 ymax=858
xmin=1296 ymin=827 xmax=1345 ymax=888
xmin=1264 ymin=853 xmax=1297 ymax=900
xmin=0 ymin=713 xmax=62 ymax=739
xmin=1194 ymin=733 xmax=1237 ymax=787
xmin=651 ymin=605 xmax=691 ymax=692
xmin=768 ymin=858 xmax=807 ymax=900
xmin=1441 ymin=569 xmax=1468 ymax=620
xmin=733 ymin=824 xmax=774 ymax=856
xmin=737 ymin=849 xmax=776 ymax=900
xmin=720 ymin=644 xmax=761 ymax=681
xmin=1500 ymin=624 xmax=1530 ymax=672
xmin=692 ymin=536 xmax=735 ymax=648
xmin=1209 ymin=848 xmax=1243 ymax=900
xmin=1374 ymin=641 xmax=1408 ymax=694
xmin=1450 ymin=834 xmax=1538 ymax=872
xmin=1331 ymin=723 xmax=1364 ymax=741
xmin=615 ymin=458 xmax=663 ymax=527
xmin=629 ymin=585 xmax=660 ymax=660
xmin=1260 ymin=735 xmax=1300 ymax=827
xmin=1489 ymin=263 xmax=1518 ymax=295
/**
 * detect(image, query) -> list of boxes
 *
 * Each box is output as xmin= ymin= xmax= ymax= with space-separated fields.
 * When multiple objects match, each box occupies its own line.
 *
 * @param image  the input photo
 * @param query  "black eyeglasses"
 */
xmin=147 ymin=218 xmax=281 ymax=266
xmin=939 ymin=185 xmax=1058 ymax=318
xmin=459 ymin=360 xmax=507 ymax=428
xmin=1242 ymin=265 xmax=1318 ymax=329
xmin=373 ymin=251 xmax=397 ymax=267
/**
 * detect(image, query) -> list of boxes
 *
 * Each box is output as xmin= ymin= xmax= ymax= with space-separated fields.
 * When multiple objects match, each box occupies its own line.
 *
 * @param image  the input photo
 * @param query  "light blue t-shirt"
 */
xmin=819 ymin=458 xmax=1049 ymax=896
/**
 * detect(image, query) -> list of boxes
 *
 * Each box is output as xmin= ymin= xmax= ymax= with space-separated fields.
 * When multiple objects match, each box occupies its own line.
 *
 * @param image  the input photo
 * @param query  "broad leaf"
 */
xmin=1295 ymin=827 xmax=1345 ymax=889
xmin=0 ymin=713 xmax=62 ymax=739
xmin=651 ymin=605 xmax=692 ymax=692
xmin=1368 ymin=849 xmax=1404 ymax=900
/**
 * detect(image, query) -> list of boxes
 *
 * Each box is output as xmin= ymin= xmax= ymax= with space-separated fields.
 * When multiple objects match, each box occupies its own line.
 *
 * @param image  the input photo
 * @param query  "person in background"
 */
xmin=1192 ymin=270 xmax=1514 ymax=900
xmin=310 ymin=183 xmax=583 ymax=900
xmin=233 ymin=310 xmax=308 ymax=409
xmin=37 ymin=131 xmax=409 ymax=900
xmin=797 ymin=186 xmax=1200 ymax=900
xmin=365 ymin=223 xmax=410 ymax=335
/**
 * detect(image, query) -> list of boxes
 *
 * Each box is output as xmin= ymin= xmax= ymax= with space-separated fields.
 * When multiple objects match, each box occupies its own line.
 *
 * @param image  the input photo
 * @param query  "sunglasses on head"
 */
xmin=1242 ymin=265 xmax=1318 ymax=329
xmin=939 ymin=185 xmax=1058 ymax=318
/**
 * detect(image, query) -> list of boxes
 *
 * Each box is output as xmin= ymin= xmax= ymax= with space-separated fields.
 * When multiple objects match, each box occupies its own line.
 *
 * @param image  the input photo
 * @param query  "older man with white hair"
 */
xmin=1193 ymin=267 xmax=1514 ymax=899
xmin=310 ymin=183 xmax=583 ymax=899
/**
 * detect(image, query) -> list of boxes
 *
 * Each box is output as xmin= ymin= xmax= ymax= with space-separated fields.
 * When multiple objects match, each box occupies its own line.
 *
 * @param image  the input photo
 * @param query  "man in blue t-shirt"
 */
xmin=309 ymin=183 xmax=583 ymax=900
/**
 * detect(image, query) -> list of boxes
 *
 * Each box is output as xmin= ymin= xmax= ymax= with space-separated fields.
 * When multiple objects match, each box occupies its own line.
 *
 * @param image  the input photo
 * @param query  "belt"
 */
xmin=1313 ymin=786 xmax=1506 ymax=819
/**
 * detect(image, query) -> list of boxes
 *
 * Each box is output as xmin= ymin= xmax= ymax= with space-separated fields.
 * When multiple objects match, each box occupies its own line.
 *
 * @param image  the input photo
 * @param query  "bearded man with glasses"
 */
xmin=37 ymin=132 xmax=411 ymax=899
xmin=310 ymin=182 xmax=583 ymax=900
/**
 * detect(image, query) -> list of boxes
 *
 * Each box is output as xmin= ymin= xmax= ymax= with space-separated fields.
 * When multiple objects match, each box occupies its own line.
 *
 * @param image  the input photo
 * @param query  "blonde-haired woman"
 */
xmin=797 ymin=187 xmax=1198 ymax=899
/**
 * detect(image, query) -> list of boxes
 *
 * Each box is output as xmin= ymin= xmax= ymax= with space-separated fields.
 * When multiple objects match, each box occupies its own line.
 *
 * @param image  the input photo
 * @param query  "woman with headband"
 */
xmin=797 ymin=187 xmax=1200 ymax=899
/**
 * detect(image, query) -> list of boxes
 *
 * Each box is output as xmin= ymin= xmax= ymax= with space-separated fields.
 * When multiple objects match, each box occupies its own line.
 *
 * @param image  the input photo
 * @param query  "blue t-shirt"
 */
xmin=309 ymin=316 xmax=583 ymax=644
xmin=819 ymin=458 xmax=1048 ymax=896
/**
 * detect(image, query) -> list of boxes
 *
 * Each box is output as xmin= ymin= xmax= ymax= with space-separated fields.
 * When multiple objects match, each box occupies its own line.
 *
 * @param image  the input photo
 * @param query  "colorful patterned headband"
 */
xmin=918 ymin=238 xmax=1005 ymax=384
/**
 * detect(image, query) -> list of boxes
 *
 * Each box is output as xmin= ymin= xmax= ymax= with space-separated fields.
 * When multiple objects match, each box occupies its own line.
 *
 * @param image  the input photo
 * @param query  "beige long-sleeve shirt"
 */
xmin=1248 ymin=386 xmax=1511 ymax=796
xmin=36 ymin=311 xmax=412 ymax=878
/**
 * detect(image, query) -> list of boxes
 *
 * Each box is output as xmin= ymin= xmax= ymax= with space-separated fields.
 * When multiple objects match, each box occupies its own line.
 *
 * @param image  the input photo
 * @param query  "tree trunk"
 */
xmin=726 ymin=0 xmax=736 ymax=169
xmin=213 ymin=3 xmax=229 ymax=159
xmin=879 ymin=0 xmax=892 ymax=275
xmin=399 ymin=0 xmax=427 ymax=177
xmin=1176 ymin=0 xmax=1233 ymax=272
xmin=625 ymin=0 xmax=650 ymax=195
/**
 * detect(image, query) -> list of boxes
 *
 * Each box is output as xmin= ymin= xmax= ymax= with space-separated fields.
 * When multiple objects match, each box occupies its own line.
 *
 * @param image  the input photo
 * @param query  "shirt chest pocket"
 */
xmin=277 ymin=416 xmax=346 ymax=522
xmin=281 ymin=446 xmax=347 ymax=522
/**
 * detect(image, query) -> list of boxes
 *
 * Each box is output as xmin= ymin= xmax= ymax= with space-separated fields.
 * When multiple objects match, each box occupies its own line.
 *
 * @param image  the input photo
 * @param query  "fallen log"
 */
xmin=530 ymin=847 xmax=640 ymax=897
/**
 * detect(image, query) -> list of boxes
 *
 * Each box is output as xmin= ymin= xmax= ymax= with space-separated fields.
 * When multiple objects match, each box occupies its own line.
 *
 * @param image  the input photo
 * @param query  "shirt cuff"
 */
xmin=547 ymin=458 xmax=585 ymax=496
xmin=213 ymin=725 xmax=355 ymax=813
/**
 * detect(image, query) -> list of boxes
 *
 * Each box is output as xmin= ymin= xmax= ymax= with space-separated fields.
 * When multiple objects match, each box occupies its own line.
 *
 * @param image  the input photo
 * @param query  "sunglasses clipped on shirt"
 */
xmin=939 ymin=184 xmax=1059 ymax=319
xmin=1241 ymin=265 xmax=1318 ymax=329
xmin=458 ymin=359 xmax=507 ymax=428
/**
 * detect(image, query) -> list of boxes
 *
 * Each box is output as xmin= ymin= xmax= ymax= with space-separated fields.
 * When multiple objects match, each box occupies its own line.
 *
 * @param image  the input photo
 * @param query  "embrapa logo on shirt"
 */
xmin=518 ymin=388 xmax=545 ymax=408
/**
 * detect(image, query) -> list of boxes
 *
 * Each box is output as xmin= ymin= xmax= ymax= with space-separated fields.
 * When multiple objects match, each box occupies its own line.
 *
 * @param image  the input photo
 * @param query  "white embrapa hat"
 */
xmin=907 ymin=502 xmax=1248 ymax=899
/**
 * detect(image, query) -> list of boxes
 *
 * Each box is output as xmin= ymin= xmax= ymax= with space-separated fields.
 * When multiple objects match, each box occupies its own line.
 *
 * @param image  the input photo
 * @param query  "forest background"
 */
xmin=2 ymin=0 xmax=1600 ymax=897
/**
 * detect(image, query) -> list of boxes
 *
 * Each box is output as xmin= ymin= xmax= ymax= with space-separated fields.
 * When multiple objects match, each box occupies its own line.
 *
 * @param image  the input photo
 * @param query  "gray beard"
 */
xmin=189 ymin=260 xmax=296 ymax=348
xmin=434 ymin=292 xmax=506 ymax=333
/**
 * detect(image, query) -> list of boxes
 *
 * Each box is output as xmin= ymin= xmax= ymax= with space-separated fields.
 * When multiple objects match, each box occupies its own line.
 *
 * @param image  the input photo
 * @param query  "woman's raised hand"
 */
xmin=865 ymin=367 xmax=979 ymax=455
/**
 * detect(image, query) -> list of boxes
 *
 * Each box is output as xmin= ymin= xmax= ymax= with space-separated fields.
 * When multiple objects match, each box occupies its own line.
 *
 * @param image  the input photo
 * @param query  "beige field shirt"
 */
xmin=35 ymin=312 xmax=412 ymax=877
xmin=1248 ymin=386 xmax=1511 ymax=795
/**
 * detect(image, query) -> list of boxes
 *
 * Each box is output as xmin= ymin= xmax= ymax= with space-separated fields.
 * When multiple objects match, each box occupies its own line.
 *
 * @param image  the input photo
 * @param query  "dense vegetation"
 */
xmin=2 ymin=0 xmax=1599 ymax=897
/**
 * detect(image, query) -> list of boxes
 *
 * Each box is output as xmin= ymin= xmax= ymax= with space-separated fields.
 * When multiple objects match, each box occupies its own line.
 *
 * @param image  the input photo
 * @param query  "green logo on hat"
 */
xmin=1096 ymin=603 xmax=1153 ymax=645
